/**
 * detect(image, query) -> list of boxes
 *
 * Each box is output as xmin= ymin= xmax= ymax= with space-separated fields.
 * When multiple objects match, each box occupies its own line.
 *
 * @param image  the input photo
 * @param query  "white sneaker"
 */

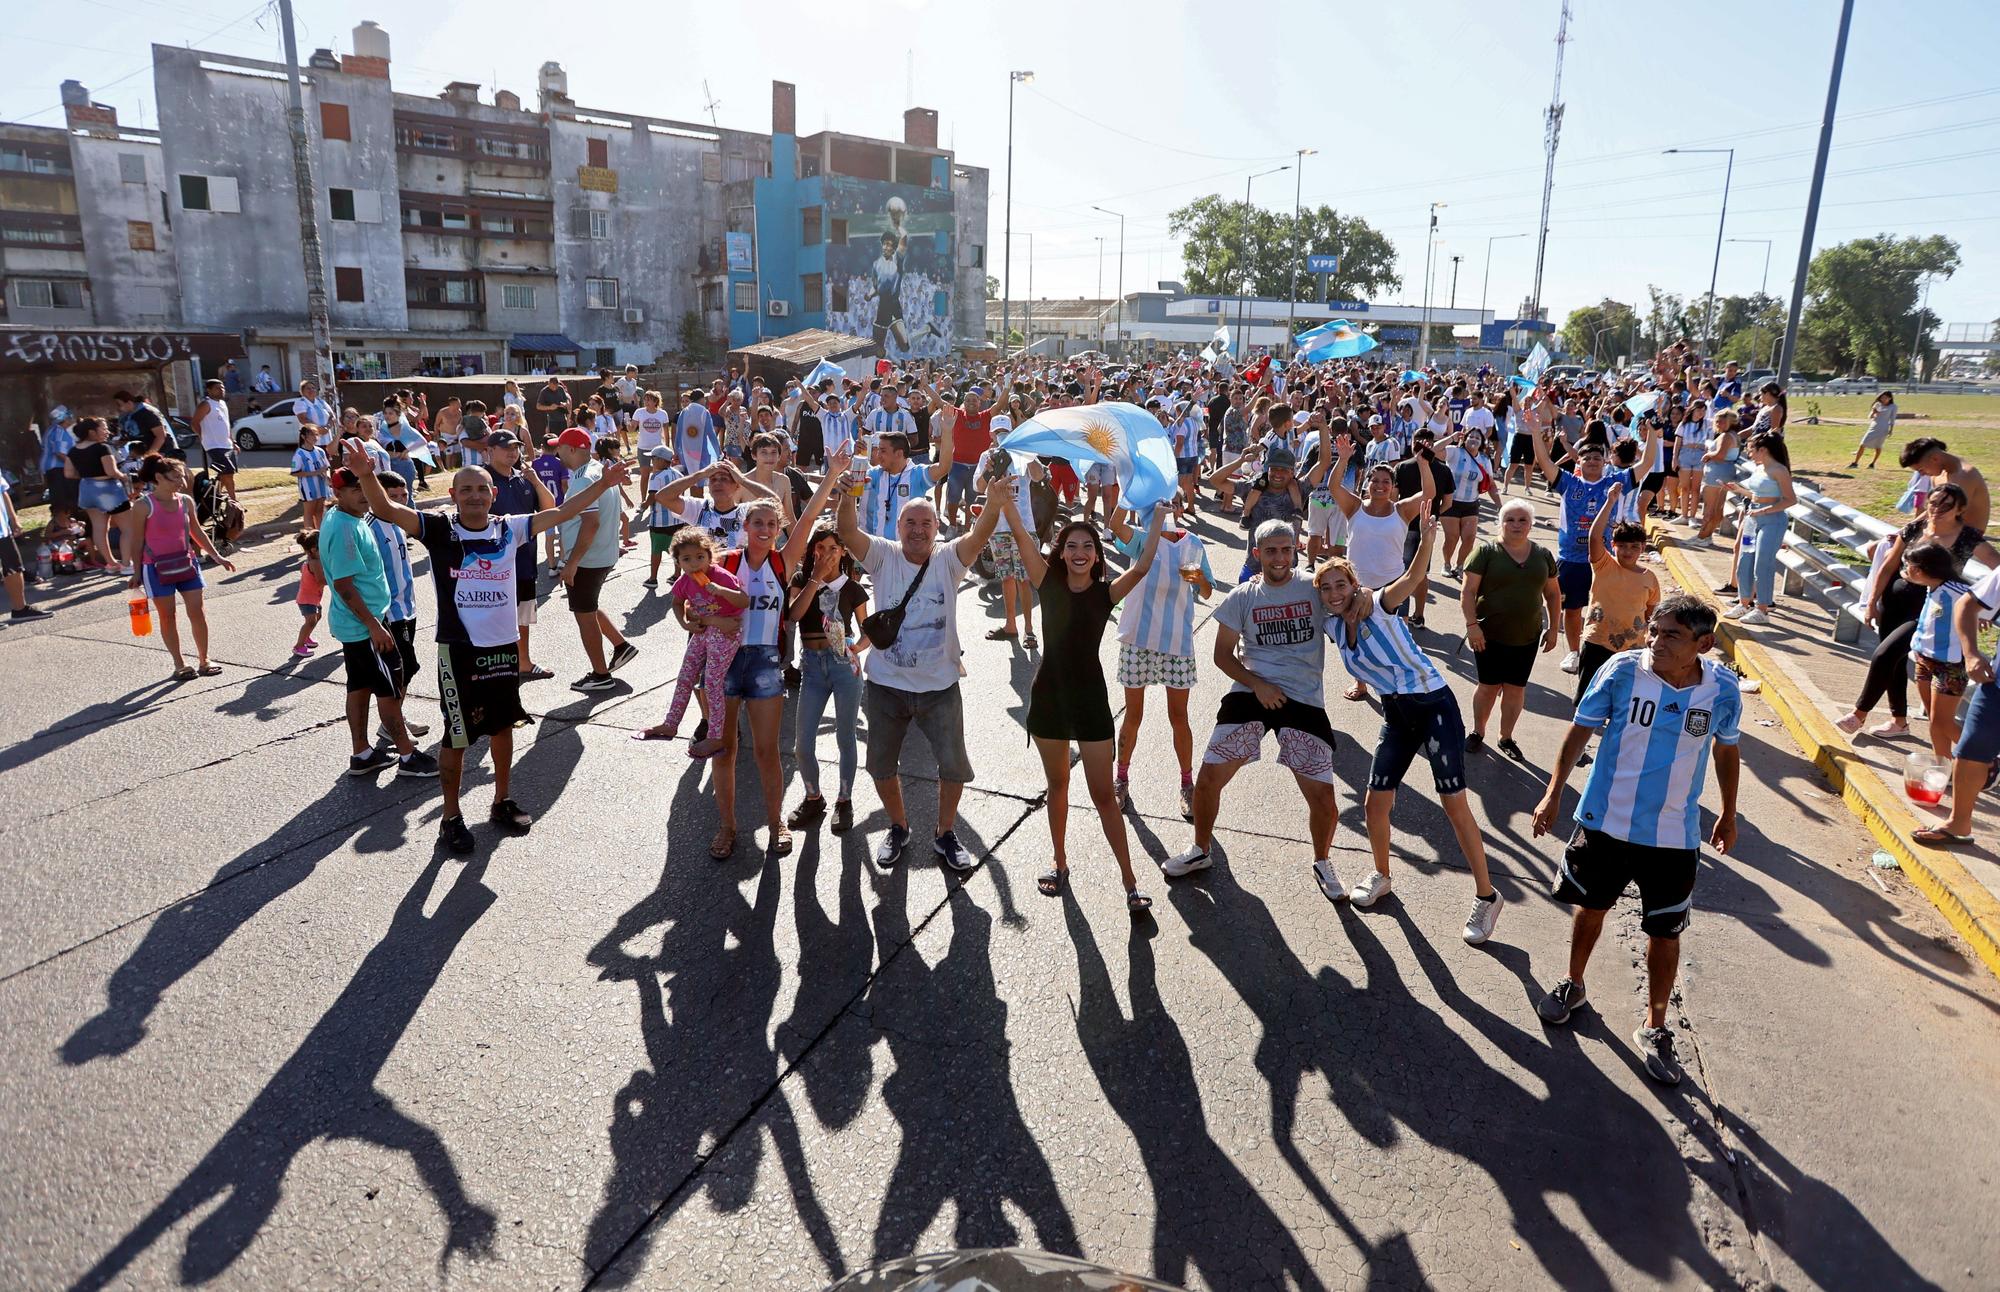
xmin=1559 ymin=650 xmax=1581 ymax=674
xmin=1722 ymin=603 xmax=1750 ymax=620
xmin=1463 ymin=894 xmax=1503 ymax=945
xmin=1738 ymin=608 xmax=1771 ymax=626
xmin=1312 ymin=858 xmax=1347 ymax=903
xmin=1349 ymin=871 xmax=1392 ymax=907
xmin=1162 ymin=846 xmax=1212 ymax=877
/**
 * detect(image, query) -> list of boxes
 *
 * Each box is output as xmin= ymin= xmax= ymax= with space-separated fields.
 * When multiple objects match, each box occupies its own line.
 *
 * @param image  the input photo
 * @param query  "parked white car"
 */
xmin=231 ymin=398 xmax=306 ymax=450
xmin=1825 ymin=375 xmax=1881 ymax=391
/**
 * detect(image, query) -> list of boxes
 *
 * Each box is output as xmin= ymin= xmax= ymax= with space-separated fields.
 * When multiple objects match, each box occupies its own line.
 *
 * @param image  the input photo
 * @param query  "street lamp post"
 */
xmin=1091 ymin=205 xmax=1125 ymax=358
xmin=1780 ymin=0 xmax=1856 ymax=383
xmin=1480 ymin=232 xmax=1528 ymax=318
xmin=1285 ymin=148 xmax=1316 ymax=353
xmin=1591 ymin=324 xmax=1615 ymax=369
xmin=1418 ymin=202 xmax=1444 ymax=368
xmin=1448 ymin=255 xmax=1462 ymax=309
xmin=1002 ymin=70 xmax=1033 ymax=357
xmin=1909 ymin=272 xmax=1934 ymax=381
xmin=1664 ymin=146 xmax=1734 ymax=357
xmin=1235 ymin=165 xmax=1291 ymax=360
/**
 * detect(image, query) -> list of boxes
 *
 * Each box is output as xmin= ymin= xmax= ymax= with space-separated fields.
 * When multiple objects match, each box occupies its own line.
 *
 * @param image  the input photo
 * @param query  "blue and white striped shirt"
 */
xmin=1115 ymin=531 xmax=1212 ymax=659
xmin=1445 ymin=446 xmax=1489 ymax=503
xmin=861 ymin=463 xmax=932 ymax=538
xmin=1326 ymin=599 xmax=1445 ymax=696
xmin=368 ymin=513 xmax=417 ymax=623
xmin=1574 ymin=650 xmax=1741 ymax=850
xmin=865 ymin=406 xmax=917 ymax=447
xmin=1915 ymin=579 xmax=1971 ymax=664
xmin=293 ymin=446 xmax=330 ymax=500
xmin=647 ymin=467 xmax=682 ymax=530
xmin=819 ymin=408 xmax=856 ymax=459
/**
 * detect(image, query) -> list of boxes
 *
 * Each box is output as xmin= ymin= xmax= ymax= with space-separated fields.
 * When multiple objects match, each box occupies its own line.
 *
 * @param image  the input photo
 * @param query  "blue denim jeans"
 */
xmin=796 ymin=645 xmax=862 ymax=797
xmin=1736 ymin=511 xmax=1786 ymax=606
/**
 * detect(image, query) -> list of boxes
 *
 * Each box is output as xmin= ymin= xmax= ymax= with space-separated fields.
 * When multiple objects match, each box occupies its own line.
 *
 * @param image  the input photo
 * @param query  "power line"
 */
xmin=2 ymin=0 xmax=275 ymax=122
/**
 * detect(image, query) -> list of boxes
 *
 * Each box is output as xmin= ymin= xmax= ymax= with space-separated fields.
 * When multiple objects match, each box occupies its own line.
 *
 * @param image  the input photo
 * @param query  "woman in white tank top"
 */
xmin=1329 ymin=441 xmax=1434 ymax=701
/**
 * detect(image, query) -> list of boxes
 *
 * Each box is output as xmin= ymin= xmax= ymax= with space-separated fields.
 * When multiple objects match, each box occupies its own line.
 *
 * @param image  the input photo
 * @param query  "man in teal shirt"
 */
xmin=322 ymin=466 xmax=439 ymax=778
xmin=552 ymin=428 xmax=637 ymax=692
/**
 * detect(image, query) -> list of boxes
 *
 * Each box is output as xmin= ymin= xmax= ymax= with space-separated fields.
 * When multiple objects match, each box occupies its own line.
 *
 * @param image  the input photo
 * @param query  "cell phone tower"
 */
xmin=1527 ymin=0 xmax=1570 ymax=326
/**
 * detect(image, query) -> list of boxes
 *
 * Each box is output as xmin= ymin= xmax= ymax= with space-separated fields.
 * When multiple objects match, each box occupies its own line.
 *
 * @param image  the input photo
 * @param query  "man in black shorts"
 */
xmin=1165 ymin=520 xmax=1341 ymax=888
xmin=343 ymin=438 xmax=629 ymax=853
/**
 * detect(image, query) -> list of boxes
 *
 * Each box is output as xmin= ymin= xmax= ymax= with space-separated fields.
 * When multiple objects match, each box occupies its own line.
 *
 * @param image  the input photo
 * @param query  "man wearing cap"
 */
xmin=342 ymin=438 xmax=630 ymax=853
xmin=319 ymin=465 xmax=437 ymax=781
xmin=550 ymin=427 xmax=639 ymax=693
xmin=484 ymin=428 xmax=558 ymax=683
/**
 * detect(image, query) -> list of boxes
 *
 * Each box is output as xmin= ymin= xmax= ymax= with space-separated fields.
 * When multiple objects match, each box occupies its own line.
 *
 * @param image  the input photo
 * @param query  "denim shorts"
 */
xmin=1369 ymin=687 xmax=1467 ymax=794
xmin=1956 ymin=680 xmax=2000 ymax=764
xmin=945 ymin=460 xmax=976 ymax=507
xmin=1702 ymin=459 xmax=1740 ymax=488
xmin=723 ymin=643 xmax=784 ymax=700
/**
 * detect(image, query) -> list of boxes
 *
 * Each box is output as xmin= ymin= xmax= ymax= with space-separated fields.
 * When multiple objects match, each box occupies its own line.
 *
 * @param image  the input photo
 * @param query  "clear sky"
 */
xmin=6 ymin=0 xmax=1995 ymax=334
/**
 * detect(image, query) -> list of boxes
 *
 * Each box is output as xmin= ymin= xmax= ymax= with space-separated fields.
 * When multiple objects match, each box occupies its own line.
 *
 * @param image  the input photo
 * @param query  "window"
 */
xmin=320 ymin=102 xmax=351 ymax=141
xmin=586 ymin=137 xmax=609 ymax=168
xmin=178 ymin=174 xmax=239 ymax=213
xmin=969 ymin=243 xmax=984 ymax=269
xmin=483 ymin=213 xmax=518 ymax=234
xmin=128 ymin=220 xmax=155 ymax=251
xmin=801 ymin=206 xmax=822 ymax=245
xmin=585 ymin=277 xmax=619 ymax=310
xmin=334 ymin=267 xmax=364 ymax=302
xmin=588 ymin=209 xmax=609 ymax=240
xmin=333 ymin=349 xmax=388 ymax=380
xmin=473 ymin=135 xmax=548 ymax=161
xmin=405 ymin=207 xmax=441 ymax=229
xmin=14 ymin=279 xmax=86 ymax=310
xmin=117 ymin=152 xmax=146 ymax=184
xmin=396 ymin=123 xmax=456 ymax=151
xmin=501 ymin=284 xmax=537 ymax=310
xmin=441 ymin=209 xmax=470 ymax=231
xmin=700 ymin=282 xmax=722 ymax=313
xmin=329 ymin=188 xmax=356 ymax=221
xmin=406 ymin=272 xmax=479 ymax=307
xmin=0 ymin=146 xmax=70 ymax=176
xmin=701 ymin=151 xmax=721 ymax=183
xmin=1 ymin=225 xmax=71 ymax=246
xmin=829 ymin=217 xmax=847 ymax=245
xmin=732 ymin=281 xmax=756 ymax=312
xmin=802 ymin=273 xmax=823 ymax=313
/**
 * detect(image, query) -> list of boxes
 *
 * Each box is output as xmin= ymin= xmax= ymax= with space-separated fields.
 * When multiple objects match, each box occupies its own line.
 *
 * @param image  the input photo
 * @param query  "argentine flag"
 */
xmin=1296 ymin=319 xmax=1377 ymax=361
xmin=804 ymin=358 xmax=847 ymax=389
xmin=1521 ymin=341 xmax=1551 ymax=383
xmin=1000 ymin=401 xmax=1180 ymax=514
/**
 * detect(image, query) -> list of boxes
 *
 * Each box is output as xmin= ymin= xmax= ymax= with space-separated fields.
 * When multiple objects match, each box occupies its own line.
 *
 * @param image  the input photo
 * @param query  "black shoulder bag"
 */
xmin=859 ymin=552 xmax=934 ymax=649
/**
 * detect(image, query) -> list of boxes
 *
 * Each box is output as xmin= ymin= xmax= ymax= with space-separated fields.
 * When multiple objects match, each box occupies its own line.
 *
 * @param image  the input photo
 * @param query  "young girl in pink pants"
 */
xmin=638 ymin=529 xmax=749 ymax=756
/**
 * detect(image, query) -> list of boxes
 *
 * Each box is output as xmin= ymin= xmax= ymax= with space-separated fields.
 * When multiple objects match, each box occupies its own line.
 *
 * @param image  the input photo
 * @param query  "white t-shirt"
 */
xmin=673 ymin=497 xmax=746 ymax=549
xmin=1463 ymin=407 xmax=1496 ymax=438
xmin=197 ymin=398 xmax=232 ymax=451
xmin=633 ymin=406 xmax=671 ymax=453
xmin=858 ymin=539 xmax=970 ymax=693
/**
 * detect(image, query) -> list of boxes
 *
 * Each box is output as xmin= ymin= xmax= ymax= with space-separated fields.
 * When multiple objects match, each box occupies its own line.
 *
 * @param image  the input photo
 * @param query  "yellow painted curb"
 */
xmin=1651 ymin=531 xmax=2000 ymax=984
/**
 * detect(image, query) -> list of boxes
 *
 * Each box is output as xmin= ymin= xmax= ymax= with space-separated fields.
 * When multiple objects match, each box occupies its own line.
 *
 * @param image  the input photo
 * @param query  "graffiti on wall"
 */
xmin=0 ymin=330 xmax=245 ymax=373
xmin=823 ymin=178 xmax=954 ymax=361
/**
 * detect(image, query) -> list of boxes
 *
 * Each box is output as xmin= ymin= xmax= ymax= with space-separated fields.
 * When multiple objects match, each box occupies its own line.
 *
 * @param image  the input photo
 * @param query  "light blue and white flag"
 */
xmin=1623 ymin=392 xmax=1660 ymax=417
xmin=804 ymin=359 xmax=847 ymax=389
xmin=1212 ymin=325 xmax=1232 ymax=357
xmin=1297 ymin=319 xmax=1378 ymax=361
xmin=1520 ymin=342 xmax=1551 ymax=383
xmin=1001 ymin=401 xmax=1180 ymax=514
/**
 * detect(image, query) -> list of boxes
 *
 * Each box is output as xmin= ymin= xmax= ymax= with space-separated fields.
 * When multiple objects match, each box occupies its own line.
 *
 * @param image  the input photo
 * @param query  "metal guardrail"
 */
xmin=1771 ymin=482 xmax=1993 ymax=644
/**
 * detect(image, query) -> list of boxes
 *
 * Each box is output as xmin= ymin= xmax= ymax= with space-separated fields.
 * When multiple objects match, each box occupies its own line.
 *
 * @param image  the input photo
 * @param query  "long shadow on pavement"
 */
xmin=68 ymin=854 xmax=501 ymax=1289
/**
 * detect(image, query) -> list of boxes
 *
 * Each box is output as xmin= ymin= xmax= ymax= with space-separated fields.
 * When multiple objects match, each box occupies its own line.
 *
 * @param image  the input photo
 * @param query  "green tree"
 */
xmin=677 ymin=309 xmax=712 ymax=363
xmin=1639 ymin=285 xmax=1690 ymax=356
xmin=984 ymin=275 xmax=1000 ymax=301
xmin=1799 ymin=234 xmax=1959 ymax=378
xmin=1713 ymin=293 xmax=1785 ymax=367
xmin=1167 ymin=197 xmax=1400 ymax=303
xmin=1559 ymin=299 xmax=1639 ymax=364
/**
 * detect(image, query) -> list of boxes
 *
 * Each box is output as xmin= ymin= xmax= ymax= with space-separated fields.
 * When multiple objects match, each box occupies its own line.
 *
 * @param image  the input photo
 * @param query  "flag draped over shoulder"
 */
xmin=1001 ymin=401 xmax=1180 ymax=513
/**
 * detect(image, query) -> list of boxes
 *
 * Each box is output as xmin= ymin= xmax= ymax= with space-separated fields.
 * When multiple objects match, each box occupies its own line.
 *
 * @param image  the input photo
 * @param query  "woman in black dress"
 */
xmin=997 ymin=490 xmax=1164 ymax=911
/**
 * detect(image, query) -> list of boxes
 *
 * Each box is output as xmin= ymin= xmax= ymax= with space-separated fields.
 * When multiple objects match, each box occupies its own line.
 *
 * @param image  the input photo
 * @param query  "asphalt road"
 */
xmin=2 ymin=489 xmax=1996 ymax=1291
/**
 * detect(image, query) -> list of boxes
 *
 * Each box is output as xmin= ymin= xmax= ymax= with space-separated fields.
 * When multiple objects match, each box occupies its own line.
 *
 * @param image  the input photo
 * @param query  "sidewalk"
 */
xmin=1650 ymin=517 xmax=2000 ymax=982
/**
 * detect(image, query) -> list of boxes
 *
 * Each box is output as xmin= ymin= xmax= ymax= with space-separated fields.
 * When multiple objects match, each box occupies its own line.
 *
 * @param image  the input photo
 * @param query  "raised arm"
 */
xmin=1381 ymin=512 xmax=1438 ymax=608
xmin=781 ymin=445 xmax=851 ymax=569
xmin=1394 ymin=456 xmax=1435 ymax=523
xmin=997 ymin=481 xmax=1048 ymax=586
xmin=529 ymin=459 xmax=629 ymax=537
xmin=834 ymin=472 xmax=872 ymax=564
xmin=1589 ymin=481 xmax=1621 ymax=564
xmin=924 ymin=397 xmax=957 ymax=484
xmin=1109 ymin=506 xmax=1165 ymax=603
xmin=1330 ymin=445 xmax=1363 ymax=517
xmin=343 ymin=438 xmax=421 ymax=537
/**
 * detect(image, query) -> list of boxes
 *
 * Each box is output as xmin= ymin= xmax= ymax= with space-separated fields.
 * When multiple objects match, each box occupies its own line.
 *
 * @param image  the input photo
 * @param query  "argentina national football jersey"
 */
xmin=1574 ymin=650 xmax=1742 ymax=850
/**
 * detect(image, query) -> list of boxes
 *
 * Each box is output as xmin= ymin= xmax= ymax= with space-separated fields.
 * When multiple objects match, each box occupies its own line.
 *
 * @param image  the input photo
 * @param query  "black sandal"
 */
xmin=1126 ymin=888 xmax=1153 ymax=912
xmin=985 ymin=626 xmax=1017 ymax=641
xmin=1037 ymin=867 xmax=1066 ymax=896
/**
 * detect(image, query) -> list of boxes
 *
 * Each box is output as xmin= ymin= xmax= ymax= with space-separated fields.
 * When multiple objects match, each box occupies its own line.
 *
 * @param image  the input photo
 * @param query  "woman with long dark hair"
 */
xmin=783 ymin=523 xmax=871 ymax=835
xmin=1723 ymin=431 xmax=1796 ymax=627
xmin=997 ymin=495 xmax=1165 ymax=913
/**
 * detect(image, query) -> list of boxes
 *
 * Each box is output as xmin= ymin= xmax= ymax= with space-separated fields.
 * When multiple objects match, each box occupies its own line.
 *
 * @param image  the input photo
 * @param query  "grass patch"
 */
xmin=13 ymin=466 xmax=298 ymax=533
xmin=1778 ymin=392 xmax=2000 ymax=522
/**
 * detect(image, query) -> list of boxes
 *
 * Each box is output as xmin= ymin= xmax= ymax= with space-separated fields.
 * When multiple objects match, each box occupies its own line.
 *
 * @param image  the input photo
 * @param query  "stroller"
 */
xmin=191 ymin=446 xmax=246 ymax=553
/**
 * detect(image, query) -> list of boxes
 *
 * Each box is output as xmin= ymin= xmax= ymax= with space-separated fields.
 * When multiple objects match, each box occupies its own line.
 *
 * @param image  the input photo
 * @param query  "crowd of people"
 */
xmin=14 ymin=344 xmax=2000 ymax=1087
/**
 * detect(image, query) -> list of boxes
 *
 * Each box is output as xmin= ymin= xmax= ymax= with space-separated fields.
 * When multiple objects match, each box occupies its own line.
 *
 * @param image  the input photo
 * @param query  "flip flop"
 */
xmin=1343 ymin=681 xmax=1367 ymax=702
xmin=196 ymin=664 xmax=223 ymax=676
xmin=1912 ymin=827 xmax=1975 ymax=848
xmin=709 ymin=828 xmax=737 ymax=860
xmin=1037 ymin=867 xmax=1066 ymax=896
xmin=985 ymin=627 xmax=1017 ymax=641
xmin=171 ymin=666 xmax=196 ymax=681
xmin=1126 ymin=889 xmax=1154 ymax=912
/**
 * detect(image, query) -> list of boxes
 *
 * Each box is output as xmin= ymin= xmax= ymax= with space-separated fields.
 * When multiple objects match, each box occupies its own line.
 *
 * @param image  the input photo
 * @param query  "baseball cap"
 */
xmin=1368 ymin=414 xmax=1384 ymax=426
xmin=1266 ymin=447 xmax=1298 ymax=470
xmin=330 ymin=466 xmax=363 ymax=490
xmin=485 ymin=429 xmax=521 ymax=449
xmin=552 ymin=427 xmax=593 ymax=449
xmin=649 ymin=446 xmax=674 ymax=460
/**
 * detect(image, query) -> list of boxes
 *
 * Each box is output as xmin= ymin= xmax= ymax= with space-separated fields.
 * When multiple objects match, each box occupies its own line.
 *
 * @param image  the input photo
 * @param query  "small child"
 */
xmin=460 ymin=400 xmax=490 ymax=470
xmin=293 ymin=529 xmax=325 ymax=657
xmin=532 ymin=434 xmax=570 ymax=572
xmin=292 ymin=426 xmax=330 ymax=528
xmin=1906 ymin=539 xmax=1971 ymax=759
xmin=643 ymin=446 xmax=682 ymax=589
xmin=636 ymin=529 xmax=749 ymax=756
